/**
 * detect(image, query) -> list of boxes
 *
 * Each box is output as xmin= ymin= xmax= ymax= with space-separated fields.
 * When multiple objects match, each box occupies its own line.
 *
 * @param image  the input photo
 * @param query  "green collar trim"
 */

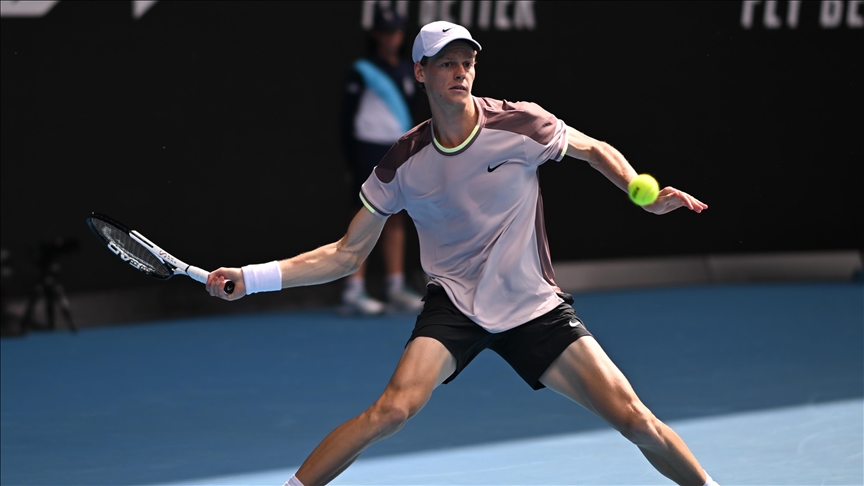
xmin=433 ymin=124 xmax=480 ymax=153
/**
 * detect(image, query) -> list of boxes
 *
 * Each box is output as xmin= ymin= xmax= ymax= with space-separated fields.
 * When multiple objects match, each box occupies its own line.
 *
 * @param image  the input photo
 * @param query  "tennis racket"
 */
xmin=86 ymin=212 xmax=234 ymax=295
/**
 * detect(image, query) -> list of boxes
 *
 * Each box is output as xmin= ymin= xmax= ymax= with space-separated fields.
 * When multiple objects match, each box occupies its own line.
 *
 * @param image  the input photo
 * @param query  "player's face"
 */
xmin=416 ymin=41 xmax=476 ymax=105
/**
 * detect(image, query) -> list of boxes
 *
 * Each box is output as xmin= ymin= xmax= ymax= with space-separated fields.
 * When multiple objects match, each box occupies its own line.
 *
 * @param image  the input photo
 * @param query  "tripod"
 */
xmin=20 ymin=239 xmax=77 ymax=333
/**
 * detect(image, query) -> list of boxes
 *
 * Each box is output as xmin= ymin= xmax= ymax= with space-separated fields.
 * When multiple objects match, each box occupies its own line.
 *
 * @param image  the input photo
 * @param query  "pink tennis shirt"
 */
xmin=360 ymin=96 xmax=570 ymax=332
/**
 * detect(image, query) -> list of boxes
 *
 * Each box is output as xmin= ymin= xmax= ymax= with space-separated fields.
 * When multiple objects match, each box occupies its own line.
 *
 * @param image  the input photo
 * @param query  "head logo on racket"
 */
xmin=87 ymin=212 xmax=234 ymax=295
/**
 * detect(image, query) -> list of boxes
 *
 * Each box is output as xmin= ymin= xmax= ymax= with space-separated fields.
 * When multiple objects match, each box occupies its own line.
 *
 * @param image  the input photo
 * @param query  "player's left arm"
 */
xmin=563 ymin=125 xmax=707 ymax=214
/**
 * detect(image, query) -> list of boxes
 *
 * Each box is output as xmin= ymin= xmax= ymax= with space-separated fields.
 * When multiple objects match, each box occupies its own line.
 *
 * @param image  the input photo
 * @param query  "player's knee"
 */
xmin=616 ymin=406 xmax=662 ymax=446
xmin=366 ymin=399 xmax=412 ymax=437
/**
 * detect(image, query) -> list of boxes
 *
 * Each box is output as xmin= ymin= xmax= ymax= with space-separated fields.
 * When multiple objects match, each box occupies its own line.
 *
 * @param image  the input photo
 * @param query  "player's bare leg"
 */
xmin=540 ymin=337 xmax=707 ymax=486
xmin=294 ymin=337 xmax=456 ymax=485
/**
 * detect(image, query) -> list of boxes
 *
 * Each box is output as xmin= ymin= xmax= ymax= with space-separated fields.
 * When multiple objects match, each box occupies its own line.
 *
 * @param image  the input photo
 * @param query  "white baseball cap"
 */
xmin=411 ymin=21 xmax=482 ymax=63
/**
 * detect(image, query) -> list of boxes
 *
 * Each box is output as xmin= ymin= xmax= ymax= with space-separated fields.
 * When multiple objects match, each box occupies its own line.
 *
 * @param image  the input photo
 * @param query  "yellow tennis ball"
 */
xmin=628 ymin=174 xmax=660 ymax=206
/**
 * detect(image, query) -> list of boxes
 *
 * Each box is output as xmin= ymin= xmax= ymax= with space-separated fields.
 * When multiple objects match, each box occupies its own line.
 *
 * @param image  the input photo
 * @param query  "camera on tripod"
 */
xmin=20 ymin=236 xmax=81 ymax=332
xmin=38 ymin=237 xmax=80 ymax=265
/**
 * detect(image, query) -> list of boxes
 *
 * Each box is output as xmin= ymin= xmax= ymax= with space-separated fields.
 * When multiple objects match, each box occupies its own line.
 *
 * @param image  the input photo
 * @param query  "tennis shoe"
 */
xmin=387 ymin=286 xmax=424 ymax=313
xmin=340 ymin=291 xmax=385 ymax=316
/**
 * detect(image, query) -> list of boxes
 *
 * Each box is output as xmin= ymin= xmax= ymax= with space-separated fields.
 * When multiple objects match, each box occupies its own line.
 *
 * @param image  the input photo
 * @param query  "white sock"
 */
xmin=343 ymin=276 xmax=365 ymax=299
xmin=703 ymin=470 xmax=719 ymax=486
xmin=386 ymin=273 xmax=405 ymax=295
xmin=283 ymin=474 xmax=304 ymax=486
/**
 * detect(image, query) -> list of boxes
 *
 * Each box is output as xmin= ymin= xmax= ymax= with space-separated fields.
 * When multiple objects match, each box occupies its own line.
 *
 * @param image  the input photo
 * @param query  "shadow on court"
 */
xmin=1 ymin=282 xmax=861 ymax=485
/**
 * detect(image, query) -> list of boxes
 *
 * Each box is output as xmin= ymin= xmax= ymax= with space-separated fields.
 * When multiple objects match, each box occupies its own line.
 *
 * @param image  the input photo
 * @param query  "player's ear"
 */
xmin=414 ymin=61 xmax=424 ymax=83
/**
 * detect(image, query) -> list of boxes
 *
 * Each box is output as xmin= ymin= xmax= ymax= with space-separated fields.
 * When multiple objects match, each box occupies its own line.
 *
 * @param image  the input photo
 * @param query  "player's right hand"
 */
xmin=206 ymin=267 xmax=246 ymax=301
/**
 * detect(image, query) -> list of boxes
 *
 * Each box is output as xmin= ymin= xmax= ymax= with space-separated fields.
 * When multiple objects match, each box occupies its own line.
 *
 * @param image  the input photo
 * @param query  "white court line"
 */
xmin=146 ymin=398 xmax=863 ymax=485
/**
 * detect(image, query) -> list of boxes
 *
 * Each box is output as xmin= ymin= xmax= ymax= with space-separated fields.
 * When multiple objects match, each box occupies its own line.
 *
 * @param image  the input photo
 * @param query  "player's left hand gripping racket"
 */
xmin=86 ymin=212 xmax=234 ymax=295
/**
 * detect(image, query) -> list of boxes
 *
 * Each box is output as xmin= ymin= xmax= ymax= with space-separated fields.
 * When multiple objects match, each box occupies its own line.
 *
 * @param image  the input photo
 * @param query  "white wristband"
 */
xmin=241 ymin=261 xmax=282 ymax=294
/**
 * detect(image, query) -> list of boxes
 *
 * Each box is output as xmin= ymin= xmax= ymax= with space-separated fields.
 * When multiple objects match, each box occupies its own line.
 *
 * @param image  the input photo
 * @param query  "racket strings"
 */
xmin=89 ymin=218 xmax=172 ymax=278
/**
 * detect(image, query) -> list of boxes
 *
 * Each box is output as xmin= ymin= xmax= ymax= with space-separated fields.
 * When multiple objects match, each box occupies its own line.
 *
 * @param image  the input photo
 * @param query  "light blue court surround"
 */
xmin=2 ymin=282 xmax=862 ymax=485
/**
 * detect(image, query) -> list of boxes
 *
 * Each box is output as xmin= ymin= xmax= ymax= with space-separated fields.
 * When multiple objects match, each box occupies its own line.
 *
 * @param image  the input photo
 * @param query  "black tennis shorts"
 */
xmin=407 ymin=285 xmax=593 ymax=390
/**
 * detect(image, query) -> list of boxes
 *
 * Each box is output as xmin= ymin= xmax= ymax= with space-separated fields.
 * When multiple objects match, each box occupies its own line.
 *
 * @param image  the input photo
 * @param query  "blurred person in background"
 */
xmin=339 ymin=5 xmax=423 ymax=315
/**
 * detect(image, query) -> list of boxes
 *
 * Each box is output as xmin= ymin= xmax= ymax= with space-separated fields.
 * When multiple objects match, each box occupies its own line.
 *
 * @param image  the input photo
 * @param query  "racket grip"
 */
xmin=187 ymin=266 xmax=234 ymax=295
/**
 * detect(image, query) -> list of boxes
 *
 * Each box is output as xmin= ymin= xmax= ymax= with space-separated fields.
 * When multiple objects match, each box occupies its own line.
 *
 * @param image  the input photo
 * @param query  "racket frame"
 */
xmin=87 ymin=212 xmax=233 ymax=294
xmin=128 ymin=230 xmax=208 ymax=283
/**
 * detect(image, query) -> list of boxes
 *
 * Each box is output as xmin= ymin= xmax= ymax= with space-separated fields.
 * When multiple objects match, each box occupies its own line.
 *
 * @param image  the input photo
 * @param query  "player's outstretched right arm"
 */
xmin=205 ymin=208 xmax=386 ymax=301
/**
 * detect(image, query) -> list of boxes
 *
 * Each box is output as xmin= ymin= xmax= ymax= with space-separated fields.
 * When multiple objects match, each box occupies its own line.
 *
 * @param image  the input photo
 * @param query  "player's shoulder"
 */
xmin=374 ymin=120 xmax=433 ymax=183
xmin=479 ymin=97 xmax=555 ymax=118
xmin=478 ymin=97 xmax=559 ymax=142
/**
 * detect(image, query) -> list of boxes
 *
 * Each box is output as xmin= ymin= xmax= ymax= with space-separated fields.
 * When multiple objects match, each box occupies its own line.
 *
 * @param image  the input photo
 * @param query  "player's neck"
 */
xmin=430 ymin=97 xmax=478 ymax=149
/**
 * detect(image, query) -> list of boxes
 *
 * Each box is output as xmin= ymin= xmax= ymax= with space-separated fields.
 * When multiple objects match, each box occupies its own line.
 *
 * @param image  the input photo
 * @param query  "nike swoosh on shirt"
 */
xmin=487 ymin=161 xmax=508 ymax=172
xmin=443 ymin=28 xmax=452 ymax=32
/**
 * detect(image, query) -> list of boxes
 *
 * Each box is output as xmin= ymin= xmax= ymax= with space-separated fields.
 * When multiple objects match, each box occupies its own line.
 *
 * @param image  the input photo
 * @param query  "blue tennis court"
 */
xmin=2 ymin=282 xmax=862 ymax=485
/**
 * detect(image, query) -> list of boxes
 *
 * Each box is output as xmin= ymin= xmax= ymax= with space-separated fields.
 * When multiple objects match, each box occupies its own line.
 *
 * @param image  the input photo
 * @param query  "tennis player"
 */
xmin=206 ymin=21 xmax=717 ymax=486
